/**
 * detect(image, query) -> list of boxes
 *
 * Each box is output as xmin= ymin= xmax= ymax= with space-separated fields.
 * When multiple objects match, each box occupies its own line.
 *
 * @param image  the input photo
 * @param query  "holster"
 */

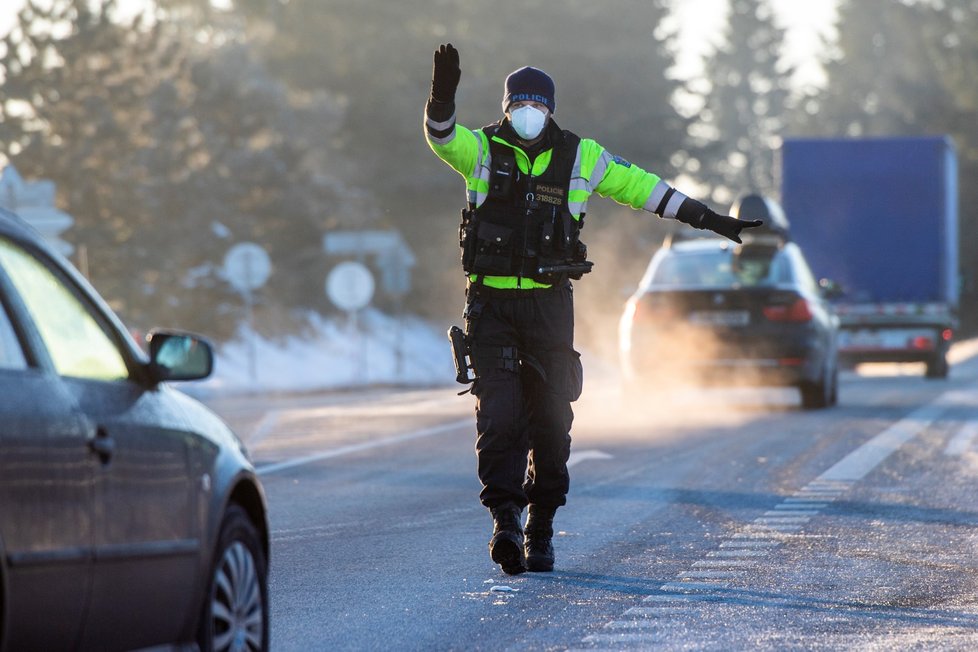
xmin=447 ymin=325 xmax=472 ymax=385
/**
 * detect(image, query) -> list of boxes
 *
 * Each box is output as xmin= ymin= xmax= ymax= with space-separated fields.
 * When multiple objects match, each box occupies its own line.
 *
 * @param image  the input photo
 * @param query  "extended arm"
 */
xmin=589 ymin=146 xmax=762 ymax=243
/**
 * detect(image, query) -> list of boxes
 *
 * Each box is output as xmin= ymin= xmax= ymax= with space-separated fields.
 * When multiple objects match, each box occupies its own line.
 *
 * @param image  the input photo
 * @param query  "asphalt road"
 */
xmin=205 ymin=341 xmax=978 ymax=651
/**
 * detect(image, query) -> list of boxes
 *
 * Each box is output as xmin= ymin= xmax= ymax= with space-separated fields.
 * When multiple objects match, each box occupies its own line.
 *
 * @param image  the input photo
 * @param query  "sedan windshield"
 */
xmin=651 ymin=248 xmax=788 ymax=289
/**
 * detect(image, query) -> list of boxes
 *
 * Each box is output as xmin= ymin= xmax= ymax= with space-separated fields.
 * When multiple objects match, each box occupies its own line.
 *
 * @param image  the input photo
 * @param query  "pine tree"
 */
xmin=0 ymin=0 xmax=347 ymax=337
xmin=690 ymin=0 xmax=792 ymax=205
xmin=793 ymin=0 xmax=978 ymax=332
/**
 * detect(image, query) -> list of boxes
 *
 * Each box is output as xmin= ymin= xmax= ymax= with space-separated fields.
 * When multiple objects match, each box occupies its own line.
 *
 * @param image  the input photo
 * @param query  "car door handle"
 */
xmin=88 ymin=428 xmax=115 ymax=464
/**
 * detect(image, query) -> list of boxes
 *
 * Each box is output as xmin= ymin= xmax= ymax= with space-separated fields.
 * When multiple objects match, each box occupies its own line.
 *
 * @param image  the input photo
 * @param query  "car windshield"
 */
xmin=651 ymin=247 xmax=788 ymax=288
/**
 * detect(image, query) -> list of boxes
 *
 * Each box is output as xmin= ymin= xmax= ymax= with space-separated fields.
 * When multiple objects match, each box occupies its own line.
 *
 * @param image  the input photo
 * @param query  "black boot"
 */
xmin=524 ymin=505 xmax=556 ymax=572
xmin=488 ymin=503 xmax=526 ymax=575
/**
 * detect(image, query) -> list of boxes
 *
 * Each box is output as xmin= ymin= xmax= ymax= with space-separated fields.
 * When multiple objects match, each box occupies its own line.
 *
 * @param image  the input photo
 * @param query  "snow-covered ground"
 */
xmin=191 ymin=309 xmax=455 ymax=397
xmin=186 ymin=307 xmax=978 ymax=401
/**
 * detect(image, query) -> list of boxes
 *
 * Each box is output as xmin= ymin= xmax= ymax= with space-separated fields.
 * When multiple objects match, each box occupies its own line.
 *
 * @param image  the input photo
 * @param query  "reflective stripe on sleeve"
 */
xmin=644 ymin=180 xmax=672 ymax=213
xmin=588 ymin=150 xmax=613 ymax=189
xmin=567 ymin=143 xmax=600 ymax=218
xmin=568 ymin=178 xmax=589 ymax=217
xmin=467 ymin=131 xmax=490 ymax=207
xmin=663 ymin=189 xmax=687 ymax=220
xmin=424 ymin=107 xmax=457 ymax=145
xmin=426 ymin=111 xmax=456 ymax=132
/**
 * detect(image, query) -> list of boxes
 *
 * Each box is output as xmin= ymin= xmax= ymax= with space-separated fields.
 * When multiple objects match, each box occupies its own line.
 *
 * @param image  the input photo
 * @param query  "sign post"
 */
xmin=223 ymin=243 xmax=272 ymax=382
xmin=326 ymin=261 xmax=375 ymax=383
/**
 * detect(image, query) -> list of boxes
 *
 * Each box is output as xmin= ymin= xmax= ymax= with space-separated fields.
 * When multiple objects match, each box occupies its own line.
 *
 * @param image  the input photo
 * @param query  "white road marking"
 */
xmin=255 ymin=418 xmax=471 ymax=475
xmin=566 ymin=449 xmax=613 ymax=468
xmin=604 ymin=619 xmax=658 ymax=629
xmin=256 ymin=426 xmax=612 ymax=476
xmin=658 ymin=581 xmax=729 ymax=591
xmin=720 ymin=540 xmax=780 ymax=548
xmin=944 ymin=421 xmax=978 ymax=457
xmin=755 ymin=516 xmax=810 ymax=524
xmin=783 ymin=498 xmax=829 ymax=506
xmin=743 ymin=524 xmax=802 ymax=533
xmin=790 ymin=492 xmax=844 ymax=500
xmin=248 ymin=409 xmax=281 ymax=446
xmin=582 ymin=632 xmax=663 ymax=644
xmin=681 ymin=570 xmax=741 ymax=579
xmin=623 ymin=606 xmax=688 ymax=616
xmin=818 ymin=403 xmax=945 ymax=482
xmin=710 ymin=549 xmax=770 ymax=557
xmin=574 ymin=389 xmax=960 ymax=649
xmin=693 ymin=559 xmax=755 ymax=568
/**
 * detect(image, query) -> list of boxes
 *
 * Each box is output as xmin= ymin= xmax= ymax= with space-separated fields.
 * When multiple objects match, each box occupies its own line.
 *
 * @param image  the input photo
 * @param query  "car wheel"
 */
xmin=925 ymin=351 xmax=949 ymax=379
xmin=828 ymin=363 xmax=839 ymax=406
xmin=799 ymin=364 xmax=832 ymax=410
xmin=197 ymin=504 xmax=268 ymax=652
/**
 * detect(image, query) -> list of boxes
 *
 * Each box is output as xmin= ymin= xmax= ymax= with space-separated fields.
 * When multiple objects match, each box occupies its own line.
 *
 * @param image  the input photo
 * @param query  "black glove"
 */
xmin=699 ymin=209 xmax=763 ymax=244
xmin=675 ymin=197 xmax=762 ymax=244
xmin=430 ymin=43 xmax=460 ymax=103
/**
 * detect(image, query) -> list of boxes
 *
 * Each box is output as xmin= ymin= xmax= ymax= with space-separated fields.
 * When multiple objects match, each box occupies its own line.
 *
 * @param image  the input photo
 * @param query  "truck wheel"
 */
xmin=197 ymin=504 xmax=269 ymax=652
xmin=925 ymin=352 xmax=949 ymax=379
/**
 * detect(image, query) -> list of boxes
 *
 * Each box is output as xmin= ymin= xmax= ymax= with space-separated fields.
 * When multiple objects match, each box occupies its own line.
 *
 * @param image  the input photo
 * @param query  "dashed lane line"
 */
xmin=578 ymin=394 xmax=955 ymax=648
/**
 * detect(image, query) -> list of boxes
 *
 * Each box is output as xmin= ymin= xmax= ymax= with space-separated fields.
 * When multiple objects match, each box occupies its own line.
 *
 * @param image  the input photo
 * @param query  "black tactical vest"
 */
xmin=459 ymin=120 xmax=589 ymax=285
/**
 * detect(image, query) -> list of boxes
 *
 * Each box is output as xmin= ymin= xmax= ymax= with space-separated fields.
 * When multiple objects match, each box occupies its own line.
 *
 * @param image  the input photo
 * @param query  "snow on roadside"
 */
xmin=191 ymin=309 xmax=455 ymax=397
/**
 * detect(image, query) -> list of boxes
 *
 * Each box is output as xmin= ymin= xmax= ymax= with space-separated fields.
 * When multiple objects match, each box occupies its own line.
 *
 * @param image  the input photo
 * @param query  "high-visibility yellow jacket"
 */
xmin=424 ymin=101 xmax=685 ymax=289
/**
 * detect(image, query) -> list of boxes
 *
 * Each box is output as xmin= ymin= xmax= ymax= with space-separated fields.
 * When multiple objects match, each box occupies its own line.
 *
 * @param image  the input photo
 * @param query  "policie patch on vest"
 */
xmin=611 ymin=155 xmax=632 ymax=168
xmin=532 ymin=182 xmax=566 ymax=207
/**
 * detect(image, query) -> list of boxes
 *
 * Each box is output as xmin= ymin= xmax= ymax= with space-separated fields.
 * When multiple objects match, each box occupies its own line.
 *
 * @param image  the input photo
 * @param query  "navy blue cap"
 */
xmin=502 ymin=66 xmax=556 ymax=113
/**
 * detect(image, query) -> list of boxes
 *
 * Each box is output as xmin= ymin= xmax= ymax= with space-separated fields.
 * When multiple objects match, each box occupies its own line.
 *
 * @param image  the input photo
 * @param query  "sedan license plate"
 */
xmin=689 ymin=310 xmax=750 ymax=327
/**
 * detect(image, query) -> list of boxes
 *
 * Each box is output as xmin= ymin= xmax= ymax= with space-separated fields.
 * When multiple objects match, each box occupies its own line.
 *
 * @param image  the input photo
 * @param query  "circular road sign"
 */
xmin=223 ymin=242 xmax=272 ymax=293
xmin=326 ymin=261 xmax=375 ymax=312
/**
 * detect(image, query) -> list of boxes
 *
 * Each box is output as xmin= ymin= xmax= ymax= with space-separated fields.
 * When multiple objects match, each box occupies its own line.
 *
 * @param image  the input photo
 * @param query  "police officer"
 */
xmin=424 ymin=43 xmax=761 ymax=575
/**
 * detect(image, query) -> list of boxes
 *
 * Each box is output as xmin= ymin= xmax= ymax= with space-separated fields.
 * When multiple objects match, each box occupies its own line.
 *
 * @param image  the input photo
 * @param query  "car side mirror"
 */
xmin=818 ymin=278 xmax=844 ymax=300
xmin=147 ymin=330 xmax=214 ymax=382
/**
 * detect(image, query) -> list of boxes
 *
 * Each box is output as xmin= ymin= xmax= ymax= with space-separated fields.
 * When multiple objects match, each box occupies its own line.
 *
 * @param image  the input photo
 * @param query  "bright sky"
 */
xmin=0 ymin=0 xmax=839 ymax=88
xmin=670 ymin=0 xmax=839 ymax=88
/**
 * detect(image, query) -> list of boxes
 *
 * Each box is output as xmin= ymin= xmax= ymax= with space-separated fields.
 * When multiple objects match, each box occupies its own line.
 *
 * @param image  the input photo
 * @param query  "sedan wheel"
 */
xmin=198 ymin=505 xmax=268 ymax=652
xmin=799 ymin=362 xmax=834 ymax=410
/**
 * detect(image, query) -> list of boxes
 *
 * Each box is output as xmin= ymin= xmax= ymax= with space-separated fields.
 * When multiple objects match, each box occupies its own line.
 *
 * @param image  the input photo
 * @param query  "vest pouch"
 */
xmin=487 ymin=152 xmax=516 ymax=200
xmin=557 ymin=213 xmax=578 ymax=252
xmin=473 ymin=221 xmax=514 ymax=275
xmin=539 ymin=220 xmax=555 ymax=256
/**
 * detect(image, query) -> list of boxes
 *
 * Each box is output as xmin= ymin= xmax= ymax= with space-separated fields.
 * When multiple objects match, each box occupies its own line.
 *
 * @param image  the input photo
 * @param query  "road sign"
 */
xmin=326 ymin=261 xmax=374 ymax=312
xmin=223 ymin=242 xmax=271 ymax=293
xmin=1 ymin=166 xmax=75 ymax=255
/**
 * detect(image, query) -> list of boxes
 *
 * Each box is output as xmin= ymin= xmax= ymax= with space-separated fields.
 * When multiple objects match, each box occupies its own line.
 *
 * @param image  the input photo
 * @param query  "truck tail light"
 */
xmin=763 ymin=297 xmax=813 ymax=322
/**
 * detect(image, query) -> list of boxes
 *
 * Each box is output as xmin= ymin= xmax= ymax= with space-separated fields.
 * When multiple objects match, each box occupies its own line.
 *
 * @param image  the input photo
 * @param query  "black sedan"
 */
xmin=0 ymin=208 xmax=269 ymax=651
xmin=619 ymin=228 xmax=840 ymax=410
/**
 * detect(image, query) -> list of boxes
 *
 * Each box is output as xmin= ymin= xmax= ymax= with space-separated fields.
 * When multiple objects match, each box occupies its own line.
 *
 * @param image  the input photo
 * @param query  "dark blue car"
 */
xmin=619 ymin=196 xmax=840 ymax=410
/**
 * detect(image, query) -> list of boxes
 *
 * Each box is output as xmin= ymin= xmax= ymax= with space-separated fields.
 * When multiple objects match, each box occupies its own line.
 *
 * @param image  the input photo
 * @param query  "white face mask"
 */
xmin=509 ymin=105 xmax=548 ymax=141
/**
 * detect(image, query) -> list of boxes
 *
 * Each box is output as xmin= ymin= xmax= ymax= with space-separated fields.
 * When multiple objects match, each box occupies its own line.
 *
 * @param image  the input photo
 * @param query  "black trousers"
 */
xmin=466 ymin=283 xmax=583 ymax=510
